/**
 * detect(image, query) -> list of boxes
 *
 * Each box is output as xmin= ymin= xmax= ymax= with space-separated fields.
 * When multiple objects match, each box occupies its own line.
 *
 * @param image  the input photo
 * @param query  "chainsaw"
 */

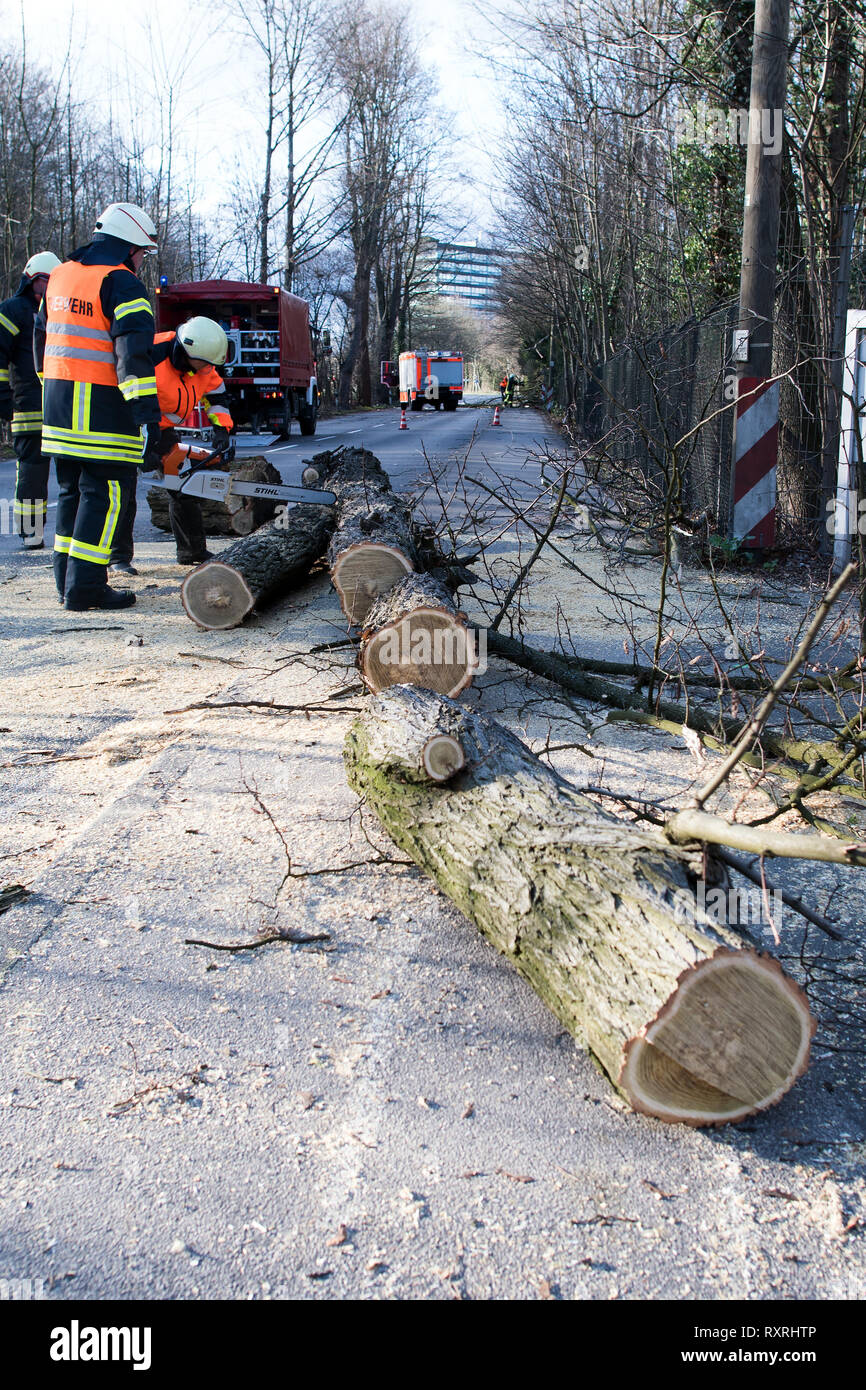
xmin=146 ymin=441 xmax=336 ymax=507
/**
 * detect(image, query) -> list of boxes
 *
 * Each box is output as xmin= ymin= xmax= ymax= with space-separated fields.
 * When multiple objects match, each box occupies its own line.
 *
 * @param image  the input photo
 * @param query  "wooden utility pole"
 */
xmin=729 ymin=0 xmax=791 ymax=549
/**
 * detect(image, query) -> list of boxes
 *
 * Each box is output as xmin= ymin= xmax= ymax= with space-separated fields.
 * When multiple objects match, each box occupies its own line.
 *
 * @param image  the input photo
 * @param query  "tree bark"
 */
xmin=344 ymin=686 xmax=814 ymax=1126
xmin=305 ymin=447 xmax=417 ymax=624
xmin=359 ymin=572 xmax=476 ymax=697
xmin=180 ymin=503 xmax=335 ymax=630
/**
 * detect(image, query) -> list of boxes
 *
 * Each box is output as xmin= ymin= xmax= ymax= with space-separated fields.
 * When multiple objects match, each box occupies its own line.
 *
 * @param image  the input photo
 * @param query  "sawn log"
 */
xmin=344 ymin=685 xmax=814 ymax=1126
xmin=180 ymin=503 xmax=335 ymax=630
xmin=303 ymin=448 xmax=417 ymax=625
xmin=359 ymin=572 xmax=477 ymax=698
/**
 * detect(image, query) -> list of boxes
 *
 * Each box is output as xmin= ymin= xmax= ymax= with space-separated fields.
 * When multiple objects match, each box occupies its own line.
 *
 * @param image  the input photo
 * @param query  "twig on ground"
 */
xmin=165 ymin=699 xmax=363 ymax=715
xmin=184 ymin=930 xmax=331 ymax=952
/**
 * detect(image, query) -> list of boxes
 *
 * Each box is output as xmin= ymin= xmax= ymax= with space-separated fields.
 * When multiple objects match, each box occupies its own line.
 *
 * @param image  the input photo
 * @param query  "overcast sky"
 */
xmin=18 ymin=0 xmax=504 ymax=243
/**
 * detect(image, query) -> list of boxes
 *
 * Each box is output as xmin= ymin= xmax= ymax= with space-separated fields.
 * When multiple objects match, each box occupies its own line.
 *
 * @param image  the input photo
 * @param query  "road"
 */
xmin=0 ymin=404 xmax=863 ymax=1303
xmin=0 ymin=400 xmax=557 ymax=559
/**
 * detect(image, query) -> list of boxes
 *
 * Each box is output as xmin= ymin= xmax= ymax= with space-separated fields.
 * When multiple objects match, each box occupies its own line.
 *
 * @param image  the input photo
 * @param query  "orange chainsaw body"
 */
xmin=162 ymin=440 xmax=219 ymax=477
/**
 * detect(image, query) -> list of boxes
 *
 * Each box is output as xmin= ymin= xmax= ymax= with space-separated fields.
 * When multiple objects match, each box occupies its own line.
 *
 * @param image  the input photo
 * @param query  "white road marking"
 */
xmin=347 ymin=428 xmax=361 ymax=433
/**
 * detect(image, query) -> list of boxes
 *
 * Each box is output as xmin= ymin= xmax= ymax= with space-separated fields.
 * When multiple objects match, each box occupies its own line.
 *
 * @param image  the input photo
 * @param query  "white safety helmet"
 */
xmin=94 ymin=202 xmax=158 ymax=251
xmin=176 ymin=317 xmax=228 ymax=366
xmin=23 ymin=251 xmax=61 ymax=279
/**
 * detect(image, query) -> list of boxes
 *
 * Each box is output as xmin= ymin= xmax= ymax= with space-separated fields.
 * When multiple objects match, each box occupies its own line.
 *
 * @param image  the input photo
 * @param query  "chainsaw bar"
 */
xmin=148 ymin=469 xmax=336 ymax=507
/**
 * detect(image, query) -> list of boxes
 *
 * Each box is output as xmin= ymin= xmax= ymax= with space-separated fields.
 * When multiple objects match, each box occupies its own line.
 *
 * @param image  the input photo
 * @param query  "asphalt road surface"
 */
xmin=0 ymin=400 xmax=558 ymax=559
xmin=1 ymin=402 xmax=863 ymax=1304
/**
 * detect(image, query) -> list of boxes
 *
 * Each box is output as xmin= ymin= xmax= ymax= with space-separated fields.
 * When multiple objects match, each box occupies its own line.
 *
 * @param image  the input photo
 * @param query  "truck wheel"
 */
xmin=410 ymin=398 xmax=423 ymax=412
xmin=299 ymin=400 xmax=317 ymax=436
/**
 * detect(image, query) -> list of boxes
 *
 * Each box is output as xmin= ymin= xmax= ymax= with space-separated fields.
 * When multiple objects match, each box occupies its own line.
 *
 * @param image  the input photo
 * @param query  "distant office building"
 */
xmin=425 ymin=238 xmax=504 ymax=314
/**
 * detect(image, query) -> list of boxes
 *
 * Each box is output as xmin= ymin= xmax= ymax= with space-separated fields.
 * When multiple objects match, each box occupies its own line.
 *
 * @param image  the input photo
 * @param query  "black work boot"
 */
xmin=64 ymin=587 xmax=136 ymax=611
xmin=177 ymin=550 xmax=214 ymax=565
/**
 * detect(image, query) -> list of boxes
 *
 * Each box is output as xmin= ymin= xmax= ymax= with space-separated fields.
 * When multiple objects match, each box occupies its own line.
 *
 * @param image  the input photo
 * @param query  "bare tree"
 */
xmin=325 ymin=0 xmax=435 ymax=406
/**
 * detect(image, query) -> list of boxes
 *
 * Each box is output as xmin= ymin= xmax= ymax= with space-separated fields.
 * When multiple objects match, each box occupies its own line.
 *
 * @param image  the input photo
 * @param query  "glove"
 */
xmin=211 ymin=424 xmax=230 ymax=453
xmin=0 ymin=401 xmax=12 ymax=423
xmin=139 ymin=420 xmax=163 ymax=470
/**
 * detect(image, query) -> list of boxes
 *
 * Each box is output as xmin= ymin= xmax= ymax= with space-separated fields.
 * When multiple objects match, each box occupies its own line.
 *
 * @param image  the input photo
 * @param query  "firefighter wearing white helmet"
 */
xmin=176 ymin=316 xmax=228 ymax=366
xmin=34 ymin=203 xmax=161 ymax=608
xmin=93 ymin=202 xmax=159 ymax=251
xmin=0 ymin=249 xmax=61 ymax=547
xmin=133 ymin=318 xmax=235 ymax=564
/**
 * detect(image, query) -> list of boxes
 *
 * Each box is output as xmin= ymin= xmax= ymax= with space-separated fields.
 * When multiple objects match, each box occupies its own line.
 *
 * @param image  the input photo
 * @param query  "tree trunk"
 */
xmin=344 ymin=686 xmax=814 ymax=1126
xmin=180 ymin=503 xmax=335 ymax=630
xmin=359 ymin=572 xmax=476 ymax=697
xmin=305 ymin=447 xmax=417 ymax=624
xmin=339 ymin=261 xmax=372 ymax=408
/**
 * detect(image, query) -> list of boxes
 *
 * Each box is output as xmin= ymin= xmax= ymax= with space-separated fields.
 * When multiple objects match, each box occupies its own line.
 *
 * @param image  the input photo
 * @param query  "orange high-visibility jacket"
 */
xmin=152 ymin=331 xmax=233 ymax=431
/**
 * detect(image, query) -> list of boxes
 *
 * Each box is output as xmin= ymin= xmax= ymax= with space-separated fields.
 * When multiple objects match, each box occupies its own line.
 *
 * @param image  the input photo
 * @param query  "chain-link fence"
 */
xmin=575 ymin=301 xmax=738 ymax=531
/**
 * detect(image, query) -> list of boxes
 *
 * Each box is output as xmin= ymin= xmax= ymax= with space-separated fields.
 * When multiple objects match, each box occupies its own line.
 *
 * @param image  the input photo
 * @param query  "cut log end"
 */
xmin=332 ymin=544 xmax=414 ymax=625
xmin=362 ymin=607 xmax=476 ymax=698
xmin=620 ymin=950 xmax=814 ymax=1126
xmin=422 ymin=734 xmax=466 ymax=782
xmin=181 ymin=562 xmax=255 ymax=631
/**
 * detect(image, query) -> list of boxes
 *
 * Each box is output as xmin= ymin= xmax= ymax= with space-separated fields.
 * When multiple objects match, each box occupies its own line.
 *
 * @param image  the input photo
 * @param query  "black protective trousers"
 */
xmin=53 ymin=457 xmax=137 ymax=601
xmin=167 ymin=491 xmax=208 ymax=561
xmin=13 ymin=432 xmax=48 ymax=541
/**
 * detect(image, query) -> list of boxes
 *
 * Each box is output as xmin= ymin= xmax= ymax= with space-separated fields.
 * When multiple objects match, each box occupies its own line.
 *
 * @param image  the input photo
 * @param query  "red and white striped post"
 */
xmin=728 ymin=0 xmax=790 ymax=551
xmin=731 ymin=377 xmax=779 ymax=547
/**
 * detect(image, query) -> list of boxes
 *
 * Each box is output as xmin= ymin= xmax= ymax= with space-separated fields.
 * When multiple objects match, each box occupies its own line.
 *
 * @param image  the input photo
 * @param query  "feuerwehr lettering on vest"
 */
xmin=48 ymin=295 xmax=95 ymax=317
xmin=49 ymin=1320 xmax=152 ymax=1371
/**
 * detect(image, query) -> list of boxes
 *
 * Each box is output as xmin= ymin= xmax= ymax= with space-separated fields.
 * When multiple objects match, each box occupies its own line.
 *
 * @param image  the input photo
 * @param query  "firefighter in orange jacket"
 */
xmin=35 ymin=202 xmax=161 ymax=610
xmin=151 ymin=317 xmax=233 ymax=564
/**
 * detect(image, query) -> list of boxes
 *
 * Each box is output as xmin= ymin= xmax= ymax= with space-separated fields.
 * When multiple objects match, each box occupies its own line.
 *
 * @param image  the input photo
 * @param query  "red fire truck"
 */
xmin=399 ymin=350 xmax=463 ymax=410
xmin=155 ymin=280 xmax=318 ymax=436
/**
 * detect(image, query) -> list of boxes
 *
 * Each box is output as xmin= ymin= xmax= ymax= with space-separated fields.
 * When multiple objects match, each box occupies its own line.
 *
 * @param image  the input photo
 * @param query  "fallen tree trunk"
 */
xmin=344 ymin=685 xmax=814 ymax=1126
xmin=304 ymin=448 xmax=417 ymax=625
xmin=181 ymin=504 xmax=335 ymax=630
xmin=148 ymin=455 xmax=284 ymax=537
xmin=359 ymin=573 xmax=477 ymax=698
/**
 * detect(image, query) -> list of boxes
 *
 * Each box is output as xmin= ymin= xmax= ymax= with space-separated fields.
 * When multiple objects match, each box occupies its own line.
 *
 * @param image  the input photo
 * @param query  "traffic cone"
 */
xmin=492 ymin=404 xmax=501 ymax=426
xmin=399 ymin=407 xmax=409 ymax=430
